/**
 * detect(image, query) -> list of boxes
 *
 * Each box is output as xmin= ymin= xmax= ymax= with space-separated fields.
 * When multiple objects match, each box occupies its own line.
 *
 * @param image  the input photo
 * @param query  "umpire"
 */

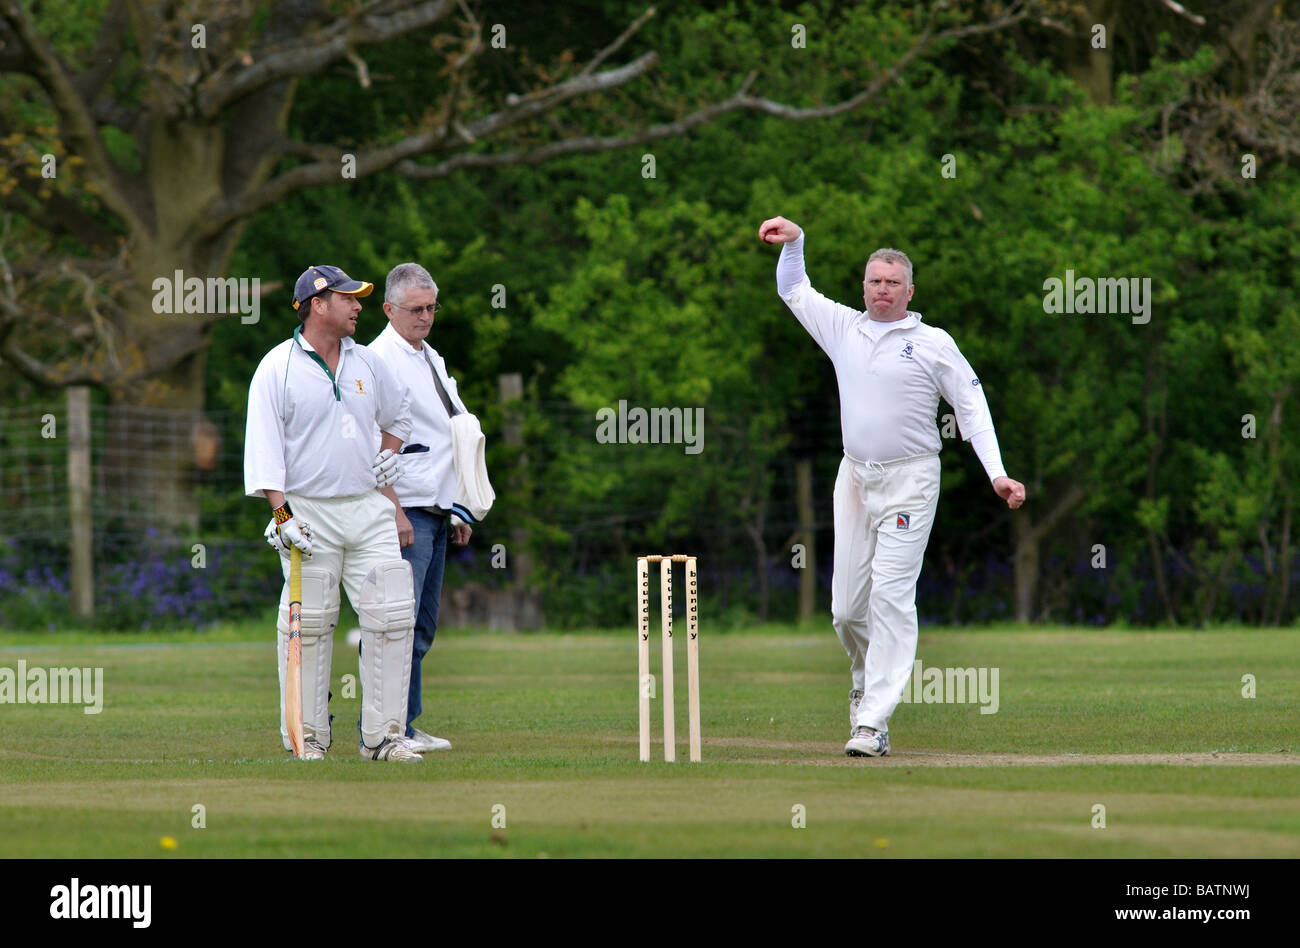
xmin=368 ymin=262 xmax=475 ymax=754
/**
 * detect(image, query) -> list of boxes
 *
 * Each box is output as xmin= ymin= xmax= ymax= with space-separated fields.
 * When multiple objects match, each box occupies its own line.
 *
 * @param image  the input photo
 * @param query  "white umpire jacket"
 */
xmin=369 ymin=323 xmax=494 ymax=524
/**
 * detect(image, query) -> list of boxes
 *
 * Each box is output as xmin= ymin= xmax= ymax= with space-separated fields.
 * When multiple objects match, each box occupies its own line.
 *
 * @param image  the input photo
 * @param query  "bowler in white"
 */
xmin=759 ymin=216 xmax=1026 ymax=757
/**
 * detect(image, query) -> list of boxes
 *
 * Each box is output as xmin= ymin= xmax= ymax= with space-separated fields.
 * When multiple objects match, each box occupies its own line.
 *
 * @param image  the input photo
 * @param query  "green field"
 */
xmin=1 ymin=624 xmax=1298 ymax=858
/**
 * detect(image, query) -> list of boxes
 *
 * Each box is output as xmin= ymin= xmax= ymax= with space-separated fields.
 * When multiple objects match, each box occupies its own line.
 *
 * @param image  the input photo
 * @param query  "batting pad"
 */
xmin=278 ymin=567 xmax=339 ymax=751
xmin=357 ymin=560 xmax=415 ymax=747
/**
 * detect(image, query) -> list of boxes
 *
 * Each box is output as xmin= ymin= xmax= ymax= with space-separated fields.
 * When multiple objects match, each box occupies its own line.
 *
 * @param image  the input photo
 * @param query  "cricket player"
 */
xmin=245 ymin=264 xmax=423 ymax=762
xmin=368 ymin=262 xmax=475 ymax=754
xmin=759 ymin=216 xmax=1026 ymax=757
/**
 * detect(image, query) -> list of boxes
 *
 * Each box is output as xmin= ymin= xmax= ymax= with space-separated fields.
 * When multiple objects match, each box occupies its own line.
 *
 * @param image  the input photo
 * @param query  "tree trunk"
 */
xmin=1012 ymin=516 xmax=1039 ymax=623
xmin=1011 ymin=483 xmax=1087 ymax=623
xmin=1064 ymin=0 xmax=1117 ymax=106
xmin=1141 ymin=341 xmax=1175 ymax=623
xmin=744 ymin=514 xmax=770 ymax=623
xmin=93 ymin=118 xmax=249 ymax=531
xmin=796 ymin=458 xmax=816 ymax=623
xmin=1274 ymin=495 xmax=1291 ymax=626
xmin=100 ymin=345 xmax=211 ymax=535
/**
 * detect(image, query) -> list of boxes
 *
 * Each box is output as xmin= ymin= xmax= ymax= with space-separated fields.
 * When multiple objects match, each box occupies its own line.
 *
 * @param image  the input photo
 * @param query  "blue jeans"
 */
xmin=401 ymin=508 xmax=448 ymax=736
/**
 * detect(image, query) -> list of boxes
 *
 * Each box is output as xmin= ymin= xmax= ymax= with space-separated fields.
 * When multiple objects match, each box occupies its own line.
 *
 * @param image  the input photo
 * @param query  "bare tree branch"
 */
xmin=0 ymin=13 xmax=29 ymax=71
xmin=196 ymin=51 xmax=662 ymax=234
xmin=197 ymin=0 xmax=454 ymax=117
xmin=199 ymin=0 xmax=1032 ymax=226
xmin=1155 ymin=0 xmax=1206 ymax=26
xmin=71 ymin=0 xmax=130 ymax=100
xmin=397 ymin=73 xmax=764 ymax=178
xmin=0 ymin=185 xmax=120 ymax=253
xmin=0 ymin=0 xmax=143 ymax=235
xmin=436 ymin=0 xmax=488 ymax=139
xmin=461 ymin=51 xmax=660 ymax=141
xmin=579 ymin=5 xmax=657 ymax=77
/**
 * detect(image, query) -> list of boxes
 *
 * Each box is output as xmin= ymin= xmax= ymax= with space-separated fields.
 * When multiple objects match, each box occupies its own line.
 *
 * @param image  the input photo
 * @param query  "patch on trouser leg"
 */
xmin=357 ymin=561 xmax=416 ymax=748
xmin=278 ymin=567 xmax=339 ymax=751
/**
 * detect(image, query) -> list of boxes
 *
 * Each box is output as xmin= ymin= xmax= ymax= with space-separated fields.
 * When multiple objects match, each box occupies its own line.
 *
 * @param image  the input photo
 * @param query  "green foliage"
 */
xmin=9 ymin=0 xmax=1300 ymax=628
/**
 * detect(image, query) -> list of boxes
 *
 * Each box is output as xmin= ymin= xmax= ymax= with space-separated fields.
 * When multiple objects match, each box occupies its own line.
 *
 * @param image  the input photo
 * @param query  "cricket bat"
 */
xmin=285 ymin=546 xmax=305 ymax=758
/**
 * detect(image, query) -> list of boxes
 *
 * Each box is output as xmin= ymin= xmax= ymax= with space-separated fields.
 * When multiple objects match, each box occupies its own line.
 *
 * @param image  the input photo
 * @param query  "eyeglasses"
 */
xmin=392 ymin=301 xmax=440 ymax=317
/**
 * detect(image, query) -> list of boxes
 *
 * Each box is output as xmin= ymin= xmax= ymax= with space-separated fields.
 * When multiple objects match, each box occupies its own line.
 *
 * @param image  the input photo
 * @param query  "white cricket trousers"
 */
xmin=275 ymin=490 xmax=411 ymax=750
xmin=831 ymin=452 xmax=941 ymax=731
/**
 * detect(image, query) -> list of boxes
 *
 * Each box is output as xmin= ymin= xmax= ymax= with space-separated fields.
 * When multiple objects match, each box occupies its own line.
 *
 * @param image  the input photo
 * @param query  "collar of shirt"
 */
xmin=857 ymin=310 xmax=923 ymax=337
xmin=379 ymin=321 xmax=431 ymax=359
xmin=293 ymin=325 xmax=356 ymax=401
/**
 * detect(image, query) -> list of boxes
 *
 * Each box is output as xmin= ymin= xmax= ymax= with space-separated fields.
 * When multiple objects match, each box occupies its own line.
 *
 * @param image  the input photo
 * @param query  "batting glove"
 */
xmin=265 ymin=517 xmax=313 ymax=556
xmin=372 ymin=448 xmax=402 ymax=488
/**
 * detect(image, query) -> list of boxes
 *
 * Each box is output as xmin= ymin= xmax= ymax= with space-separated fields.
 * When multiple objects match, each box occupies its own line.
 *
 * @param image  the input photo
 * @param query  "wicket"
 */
xmin=637 ymin=554 xmax=700 ymax=762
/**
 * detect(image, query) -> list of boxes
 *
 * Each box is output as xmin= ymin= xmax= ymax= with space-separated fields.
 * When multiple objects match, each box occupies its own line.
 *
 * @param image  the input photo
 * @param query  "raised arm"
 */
xmin=759 ymin=216 xmax=859 ymax=356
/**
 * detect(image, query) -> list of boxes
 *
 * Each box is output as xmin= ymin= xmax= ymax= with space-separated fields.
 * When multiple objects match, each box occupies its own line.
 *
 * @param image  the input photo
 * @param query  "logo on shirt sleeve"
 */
xmin=896 ymin=512 xmax=910 ymax=530
xmin=971 ymin=378 xmax=980 ymax=386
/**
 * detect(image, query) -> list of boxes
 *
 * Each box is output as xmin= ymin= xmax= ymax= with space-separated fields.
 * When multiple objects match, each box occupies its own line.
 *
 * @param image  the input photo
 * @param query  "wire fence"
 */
xmin=0 ymin=388 xmax=854 ymax=630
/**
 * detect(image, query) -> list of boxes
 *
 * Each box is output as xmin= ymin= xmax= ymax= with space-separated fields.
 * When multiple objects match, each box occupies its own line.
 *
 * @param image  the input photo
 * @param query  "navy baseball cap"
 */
xmin=292 ymin=265 xmax=374 ymax=311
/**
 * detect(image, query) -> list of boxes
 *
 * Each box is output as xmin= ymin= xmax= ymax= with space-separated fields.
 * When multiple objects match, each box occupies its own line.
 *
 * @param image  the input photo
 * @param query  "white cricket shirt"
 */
xmin=244 ymin=326 xmax=412 ymax=499
xmin=778 ymin=234 xmax=1003 ymax=474
xmin=368 ymin=322 xmax=468 ymax=509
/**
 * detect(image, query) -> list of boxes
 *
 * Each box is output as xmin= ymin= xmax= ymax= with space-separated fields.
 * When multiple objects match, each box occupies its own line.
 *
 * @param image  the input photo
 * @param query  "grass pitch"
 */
xmin=1 ymin=623 xmax=1298 ymax=858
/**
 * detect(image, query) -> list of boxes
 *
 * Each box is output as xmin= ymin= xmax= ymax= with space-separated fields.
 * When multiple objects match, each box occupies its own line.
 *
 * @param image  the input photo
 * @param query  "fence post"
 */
xmin=68 ymin=386 xmax=94 ymax=620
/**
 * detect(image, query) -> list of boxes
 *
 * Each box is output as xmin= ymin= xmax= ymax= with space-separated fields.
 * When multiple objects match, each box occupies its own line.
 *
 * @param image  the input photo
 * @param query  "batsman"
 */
xmin=244 ymin=264 xmax=423 ymax=762
xmin=759 ymin=217 xmax=1026 ymax=758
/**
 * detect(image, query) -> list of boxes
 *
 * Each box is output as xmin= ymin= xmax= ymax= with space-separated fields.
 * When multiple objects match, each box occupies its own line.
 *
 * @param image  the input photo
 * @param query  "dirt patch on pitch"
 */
xmin=620 ymin=737 xmax=1296 ymax=766
xmin=748 ymin=749 xmax=1297 ymax=766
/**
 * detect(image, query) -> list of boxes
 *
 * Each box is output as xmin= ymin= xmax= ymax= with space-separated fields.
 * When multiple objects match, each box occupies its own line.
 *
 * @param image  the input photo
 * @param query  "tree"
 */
xmin=0 ymin=0 xmax=1038 ymax=524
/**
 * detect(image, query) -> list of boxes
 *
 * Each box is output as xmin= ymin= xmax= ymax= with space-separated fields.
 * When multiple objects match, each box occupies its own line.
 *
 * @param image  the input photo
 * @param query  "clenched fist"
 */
xmin=993 ymin=476 xmax=1027 ymax=510
xmin=758 ymin=216 xmax=803 ymax=244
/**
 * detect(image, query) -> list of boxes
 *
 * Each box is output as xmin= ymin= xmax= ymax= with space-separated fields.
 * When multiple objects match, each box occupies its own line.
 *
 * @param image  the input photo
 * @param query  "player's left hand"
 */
xmin=993 ymin=476 xmax=1026 ymax=510
xmin=450 ymin=522 xmax=472 ymax=546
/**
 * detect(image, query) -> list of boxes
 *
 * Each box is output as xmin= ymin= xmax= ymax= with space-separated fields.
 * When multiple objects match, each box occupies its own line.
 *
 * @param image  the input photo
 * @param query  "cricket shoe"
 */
xmin=360 ymin=736 xmax=424 ymax=762
xmin=848 ymin=689 xmax=864 ymax=731
xmin=404 ymin=728 xmax=452 ymax=753
xmin=302 ymin=738 xmax=327 ymax=761
xmin=845 ymin=726 xmax=890 ymax=757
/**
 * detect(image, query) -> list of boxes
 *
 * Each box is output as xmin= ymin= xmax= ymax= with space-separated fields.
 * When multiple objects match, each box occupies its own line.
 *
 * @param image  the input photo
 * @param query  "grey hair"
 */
xmin=385 ymin=262 xmax=439 ymax=303
xmin=864 ymin=248 xmax=914 ymax=286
